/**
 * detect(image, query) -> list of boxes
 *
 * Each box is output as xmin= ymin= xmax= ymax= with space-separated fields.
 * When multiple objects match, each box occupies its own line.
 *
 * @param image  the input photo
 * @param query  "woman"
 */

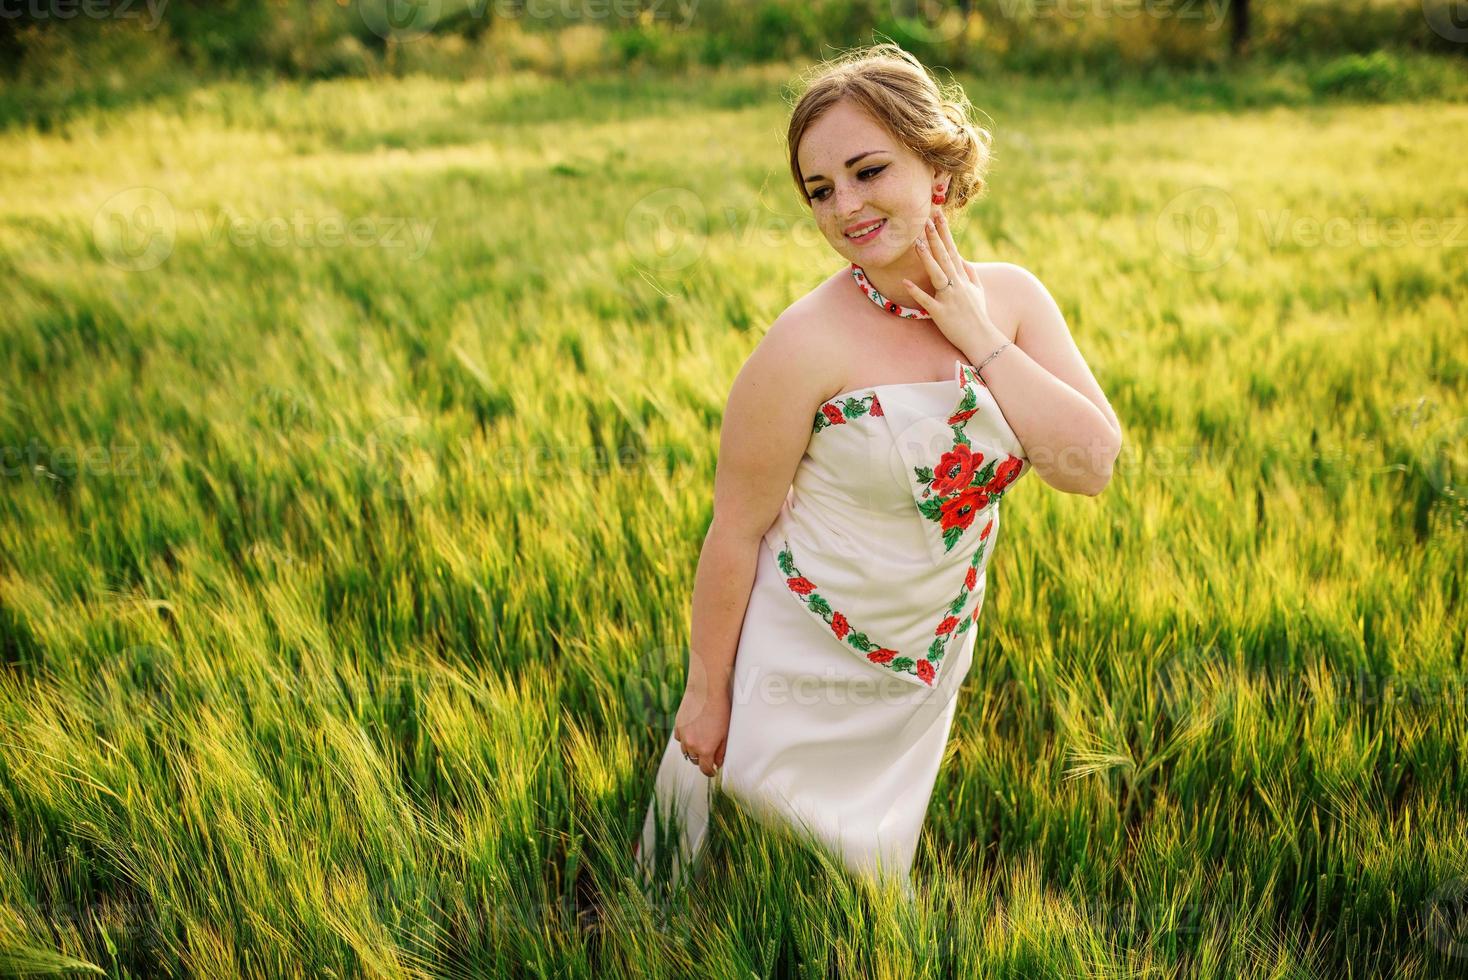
xmin=634 ymin=43 xmax=1122 ymax=901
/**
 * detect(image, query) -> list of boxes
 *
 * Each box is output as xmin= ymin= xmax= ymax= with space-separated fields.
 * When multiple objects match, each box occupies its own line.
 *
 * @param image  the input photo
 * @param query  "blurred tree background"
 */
xmin=3 ymin=0 xmax=1466 ymax=127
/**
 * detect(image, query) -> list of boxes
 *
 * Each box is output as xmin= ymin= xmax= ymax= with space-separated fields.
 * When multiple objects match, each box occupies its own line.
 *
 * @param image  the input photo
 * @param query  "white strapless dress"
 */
xmin=635 ymin=357 xmax=1031 ymax=899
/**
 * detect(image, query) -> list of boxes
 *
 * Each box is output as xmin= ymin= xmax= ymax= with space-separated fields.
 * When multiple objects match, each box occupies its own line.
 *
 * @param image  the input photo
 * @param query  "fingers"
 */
xmin=678 ymin=733 xmax=721 ymax=776
xmin=914 ymin=228 xmax=947 ymax=288
xmin=903 ymin=277 xmax=932 ymax=308
xmin=927 ymin=219 xmax=959 ymax=286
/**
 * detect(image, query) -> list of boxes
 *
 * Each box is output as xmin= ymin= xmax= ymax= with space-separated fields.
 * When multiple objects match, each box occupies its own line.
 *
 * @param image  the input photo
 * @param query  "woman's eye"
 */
xmin=812 ymin=166 xmax=887 ymax=202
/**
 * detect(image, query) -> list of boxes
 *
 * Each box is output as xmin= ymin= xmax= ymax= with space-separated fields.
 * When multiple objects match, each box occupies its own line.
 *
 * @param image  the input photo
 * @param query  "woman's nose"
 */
xmin=832 ymin=182 xmax=864 ymax=216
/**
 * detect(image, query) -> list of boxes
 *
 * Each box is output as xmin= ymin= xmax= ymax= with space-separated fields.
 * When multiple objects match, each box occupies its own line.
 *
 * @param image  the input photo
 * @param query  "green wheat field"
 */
xmin=2 ymin=57 xmax=1467 ymax=977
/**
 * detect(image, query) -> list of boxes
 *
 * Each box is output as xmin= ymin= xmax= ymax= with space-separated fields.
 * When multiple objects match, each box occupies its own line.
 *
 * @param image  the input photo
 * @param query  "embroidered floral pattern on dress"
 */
xmin=910 ymin=364 xmax=1026 ymax=556
xmin=766 ymin=357 xmax=1029 ymax=688
xmin=919 ymin=516 xmax=994 ymax=675
xmin=775 ymin=526 xmax=994 ymax=688
xmin=812 ymin=392 xmax=884 ymax=434
xmin=773 ymin=540 xmax=937 ymax=683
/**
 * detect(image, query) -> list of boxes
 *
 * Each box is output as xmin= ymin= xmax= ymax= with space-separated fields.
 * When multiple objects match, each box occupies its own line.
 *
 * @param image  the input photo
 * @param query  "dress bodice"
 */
xmin=761 ymin=358 xmax=1031 ymax=688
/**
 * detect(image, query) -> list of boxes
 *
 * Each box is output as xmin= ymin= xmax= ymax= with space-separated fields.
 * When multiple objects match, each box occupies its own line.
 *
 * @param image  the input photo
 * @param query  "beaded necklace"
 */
xmin=849 ymin=262 xmax=932 ymax=320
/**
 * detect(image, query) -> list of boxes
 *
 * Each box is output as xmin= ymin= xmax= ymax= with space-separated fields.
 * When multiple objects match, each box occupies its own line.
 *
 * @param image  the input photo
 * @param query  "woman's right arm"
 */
xmin=672 ymin=310 xmax=842 ymax=777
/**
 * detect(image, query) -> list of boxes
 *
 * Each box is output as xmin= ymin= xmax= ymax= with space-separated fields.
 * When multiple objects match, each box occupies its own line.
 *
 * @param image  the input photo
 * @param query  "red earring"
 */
xmin=932 ymin=191 xmax=946 ymax=204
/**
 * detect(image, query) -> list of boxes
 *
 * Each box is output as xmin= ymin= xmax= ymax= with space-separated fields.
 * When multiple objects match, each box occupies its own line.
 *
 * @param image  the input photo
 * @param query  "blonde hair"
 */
xmin=785 ymin=43 xmax=994 ymax=215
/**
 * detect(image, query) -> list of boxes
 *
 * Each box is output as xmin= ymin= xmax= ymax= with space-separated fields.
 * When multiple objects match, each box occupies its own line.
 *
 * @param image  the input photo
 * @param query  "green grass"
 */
xmin=1 ymin=57 xmax=1466 ymax=976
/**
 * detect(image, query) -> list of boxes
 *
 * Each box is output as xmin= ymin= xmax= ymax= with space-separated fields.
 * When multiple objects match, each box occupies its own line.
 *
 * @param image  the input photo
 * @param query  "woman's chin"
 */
xmin=836 ymin=238 xmax=891 ymax=263
xmin=842 ymin=246 xmax=896 ymax=267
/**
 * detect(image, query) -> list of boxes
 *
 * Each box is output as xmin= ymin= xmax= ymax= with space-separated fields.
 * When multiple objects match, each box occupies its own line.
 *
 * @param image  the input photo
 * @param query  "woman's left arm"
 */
xmin=960 ymin=263 xmax=1123 ymax=496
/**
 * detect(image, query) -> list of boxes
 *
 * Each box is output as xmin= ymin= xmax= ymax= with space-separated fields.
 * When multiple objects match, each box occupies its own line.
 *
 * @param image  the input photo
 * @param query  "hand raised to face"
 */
xmin=904 ymin=210 xmax=1001 ymax=353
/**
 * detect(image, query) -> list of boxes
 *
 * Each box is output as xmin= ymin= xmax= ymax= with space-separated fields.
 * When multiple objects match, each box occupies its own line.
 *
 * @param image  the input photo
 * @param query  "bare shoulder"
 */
xmin=708 ymin=298 xmax=843 ymax=540
xmin=745 ymin=293 xmax=845 ymax=406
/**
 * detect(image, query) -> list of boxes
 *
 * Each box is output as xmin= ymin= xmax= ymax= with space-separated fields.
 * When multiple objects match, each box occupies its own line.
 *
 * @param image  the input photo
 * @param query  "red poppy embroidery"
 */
xmin=911 ymin=366 xmax=1024 ymax=555
xmin=813 ymin=392 xmax=881 ymax=434
xmin=931 ymin=444 xmax=981 ymax=497
xmin=987 ymin=456 xmax=1024 ymax=493
xmin=918 ymin=518 xmax=994 ymax=668
xmin=775 ymin=533 xmax=995 ymax=687
xmin=775 ymin=541 xmax=928 ymax=684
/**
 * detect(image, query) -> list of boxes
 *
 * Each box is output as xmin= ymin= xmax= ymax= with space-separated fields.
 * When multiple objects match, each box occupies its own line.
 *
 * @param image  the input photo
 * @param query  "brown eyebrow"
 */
xmin=802 ymin=150 xmax=887 ymax=186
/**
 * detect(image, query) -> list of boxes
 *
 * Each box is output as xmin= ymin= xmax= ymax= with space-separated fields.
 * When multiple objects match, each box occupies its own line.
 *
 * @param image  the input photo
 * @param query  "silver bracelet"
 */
xmin=976 ymin=340 xmax=1012 ymax=383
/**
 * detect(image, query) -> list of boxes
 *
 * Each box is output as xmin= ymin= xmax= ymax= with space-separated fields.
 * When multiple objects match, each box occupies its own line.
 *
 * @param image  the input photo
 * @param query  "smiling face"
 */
xmin=797 ymin=98 xmax=944 ymax=267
